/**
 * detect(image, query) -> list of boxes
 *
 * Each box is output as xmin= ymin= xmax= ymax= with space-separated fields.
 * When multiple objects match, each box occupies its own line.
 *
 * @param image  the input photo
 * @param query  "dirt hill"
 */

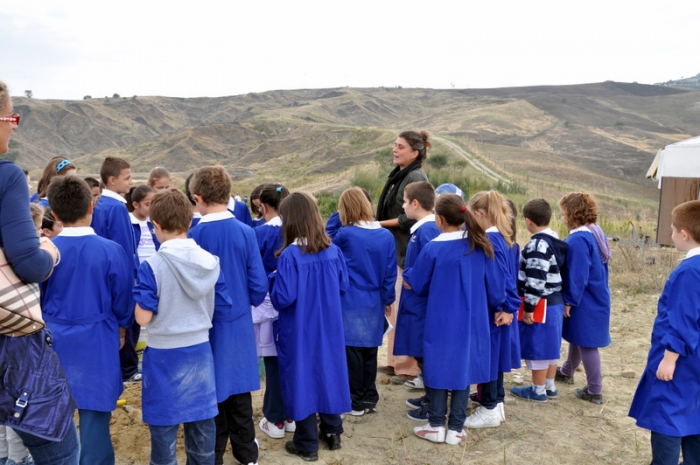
xmin=8 ymin=82 xmax=699 ymax=199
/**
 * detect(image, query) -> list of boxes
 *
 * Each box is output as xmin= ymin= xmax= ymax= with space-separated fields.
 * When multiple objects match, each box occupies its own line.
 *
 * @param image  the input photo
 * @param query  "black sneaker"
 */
xmin=285 ymin=441 xmax=318 ymax=462
xmin=406 ymin=395 xmax=428 ymax=409
xmin=555 ymin=367 xmax=574 ymax=385
xmin=319 ymin=433 xmax=342 ymax=450
xmin=574 ymin=386 xmax=604 ymax=405
xmin=407 ymin=404 xmax=430 ymax=421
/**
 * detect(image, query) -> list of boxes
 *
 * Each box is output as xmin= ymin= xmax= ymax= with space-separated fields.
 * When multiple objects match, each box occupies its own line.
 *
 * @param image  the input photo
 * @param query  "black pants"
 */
xmin=345 ymin=346 xmax=379 ymax=411
xmin=119 ymin=322 xmax=140 ymax=380
xmin=293 ymin=413 xmax=343 ymax=453
xmin=214 ymin=392 xmax=257 ymax=465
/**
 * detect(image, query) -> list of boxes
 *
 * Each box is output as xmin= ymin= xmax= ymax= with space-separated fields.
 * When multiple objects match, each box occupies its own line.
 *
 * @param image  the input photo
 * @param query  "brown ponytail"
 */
xmin=435 ymin=194 xmax=494 ymax=259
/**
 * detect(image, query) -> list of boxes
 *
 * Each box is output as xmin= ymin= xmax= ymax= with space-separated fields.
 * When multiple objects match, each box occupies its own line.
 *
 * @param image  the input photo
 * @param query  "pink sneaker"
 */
xmin=413 ymin=423 xmax=445 ymax=443
xmin=258 ymin=418 xmax=285 ymax=439
xmin=446 ymin=429 xmax=466 ymax=445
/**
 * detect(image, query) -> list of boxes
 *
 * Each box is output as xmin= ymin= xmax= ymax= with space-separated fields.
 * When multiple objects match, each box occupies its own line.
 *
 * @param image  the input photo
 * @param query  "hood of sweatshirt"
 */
xmin=533 ymin=231 xmax=569 ymax=270
xmin=156 ymin=240 xmax=220 ymax=301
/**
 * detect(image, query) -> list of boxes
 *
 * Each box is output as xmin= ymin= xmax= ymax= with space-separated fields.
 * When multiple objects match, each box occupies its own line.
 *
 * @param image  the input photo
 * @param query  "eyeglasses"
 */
xmin=0 ymin=113 xmax=20 ymax=125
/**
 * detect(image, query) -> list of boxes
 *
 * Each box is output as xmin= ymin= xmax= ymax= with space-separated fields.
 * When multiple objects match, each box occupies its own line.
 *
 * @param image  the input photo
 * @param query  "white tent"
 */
xmin=647 ymin=135 xmax=700 ymax=188
xmin=646 ymin=135 xmax=700 ymax=245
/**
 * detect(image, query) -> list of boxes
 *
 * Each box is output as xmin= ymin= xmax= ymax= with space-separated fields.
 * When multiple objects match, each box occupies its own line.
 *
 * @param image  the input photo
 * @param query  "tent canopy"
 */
xmin=647 ymin=136 xmax=700 ymax=187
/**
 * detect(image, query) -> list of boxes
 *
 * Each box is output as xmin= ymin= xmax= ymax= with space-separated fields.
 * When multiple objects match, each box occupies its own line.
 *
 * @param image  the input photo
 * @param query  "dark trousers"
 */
xmin=263 ymin=356 xmax=287 ymax=423
xmin=293 ymin=414 xmax=343 ymax=453
xmin=120 ymin=322 xmax=140 ymax=380
xmin=651 ymin=431 xmax=700 ymax=465
xmin=479 ymin=371 xmax=505 ymax=409
xmin=78 ymin=410 xmax=113 ymax=465
xmin=214 ymin=393 xmax=257 ymax=465
xmin=345 ymin=346 xmax=379 ymax=411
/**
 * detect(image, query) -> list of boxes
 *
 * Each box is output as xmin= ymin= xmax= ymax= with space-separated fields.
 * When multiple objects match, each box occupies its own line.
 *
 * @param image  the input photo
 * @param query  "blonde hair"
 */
xmin=468 ymin=190 xmax=514 ymax=247
xmin=0 ymin=80 xmax=8 ymax=112
xmin=338 ymin=187 xmax=374 ymax=226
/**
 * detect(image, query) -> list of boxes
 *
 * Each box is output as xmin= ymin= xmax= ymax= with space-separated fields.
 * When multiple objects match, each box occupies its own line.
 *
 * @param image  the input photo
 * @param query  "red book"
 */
xmin=517 ymin=296 xmax=547 ymax=323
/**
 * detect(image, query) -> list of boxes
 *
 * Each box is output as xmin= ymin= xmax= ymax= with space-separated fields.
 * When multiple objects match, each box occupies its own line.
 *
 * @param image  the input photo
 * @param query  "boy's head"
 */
xmin=47 ymin=175 xmax=93 ymax=225
xmin=190 ymin=166 xmax=231 ymax=206
xmin=523 ymin=198 xmax=552 ymax=231
xmin=83 ymin=176 xmax=101 ymax=202
xmin=671 ymin=200 xmax=700 ymax=251
xmin=403 ymin=181 xmax=435 ymax=220
xmin=29 ymin=203 xmax=43 ymax=236
xmin=149 ymin=189 xmax=192 ymax=236
xmin=100 ymin=157 xmax=132 ymax=195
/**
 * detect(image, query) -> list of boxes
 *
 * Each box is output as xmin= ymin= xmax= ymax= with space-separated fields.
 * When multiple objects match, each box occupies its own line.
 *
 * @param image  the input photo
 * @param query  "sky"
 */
xmin=2 ymin=0 xmax=699 ymax=100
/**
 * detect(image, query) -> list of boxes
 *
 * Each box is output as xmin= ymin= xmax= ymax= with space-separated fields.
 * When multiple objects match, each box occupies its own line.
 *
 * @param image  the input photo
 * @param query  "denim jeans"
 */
xmin=650 ymin=431 xmax=700 ymax=465
xmin=78 ymin=410 xmax=114 ymax=465
xmin=262 ymin=357 xmax=286 ymax=423
xmin=479 ymin=372 xmax=505 ymax=409
xmin=150 ymin=418 xmax=215 ymax=465
xmin=426 ymin=387 xmax=469 ymax=431
xmin=13 ymin=419 xmax=79 ymax=465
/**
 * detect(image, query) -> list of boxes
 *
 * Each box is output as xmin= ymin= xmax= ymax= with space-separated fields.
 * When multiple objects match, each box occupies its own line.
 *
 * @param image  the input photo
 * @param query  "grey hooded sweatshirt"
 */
xmin=144 ymin=238 xmax=221 ymax=349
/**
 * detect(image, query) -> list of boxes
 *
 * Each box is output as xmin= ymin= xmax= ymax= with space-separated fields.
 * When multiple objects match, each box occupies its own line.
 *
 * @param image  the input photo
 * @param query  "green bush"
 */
xmin=427 ymin=153 xmax=448 ymax=169
xmin=315 ymin=192 xmax=339 ymax=221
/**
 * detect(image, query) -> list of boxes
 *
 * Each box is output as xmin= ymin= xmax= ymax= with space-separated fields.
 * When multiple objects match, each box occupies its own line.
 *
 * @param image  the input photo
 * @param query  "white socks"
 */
xmin=534 ymin=384 xmax=546 ymax=395
xmin=545 ymin=378 xmax=556 ymax=391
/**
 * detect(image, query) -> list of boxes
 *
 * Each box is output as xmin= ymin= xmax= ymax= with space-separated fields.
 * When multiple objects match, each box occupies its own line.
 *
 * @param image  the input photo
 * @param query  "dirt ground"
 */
xmin=112 ymin=244 xmax=674 ymax=465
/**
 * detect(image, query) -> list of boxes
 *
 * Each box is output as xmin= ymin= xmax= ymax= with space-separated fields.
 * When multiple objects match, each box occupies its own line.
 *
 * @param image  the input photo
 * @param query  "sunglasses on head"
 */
xmin=0 ymin=113 xmax=20 ymax=125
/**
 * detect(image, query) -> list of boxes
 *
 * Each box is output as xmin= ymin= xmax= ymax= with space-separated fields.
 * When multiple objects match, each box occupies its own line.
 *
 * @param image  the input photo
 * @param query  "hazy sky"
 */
xmin=3 ymin=0 xmax=699 ymax=100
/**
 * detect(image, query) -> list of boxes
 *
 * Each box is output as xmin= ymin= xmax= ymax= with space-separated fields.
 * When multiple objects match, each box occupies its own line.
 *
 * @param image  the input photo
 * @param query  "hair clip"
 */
xmin=56 ymin=160 xmax=72 ymax=173
xmin=276 ymin=186 xmax=282 ymax=193
xmin=460 ymin=205 xmax=467 ymax=212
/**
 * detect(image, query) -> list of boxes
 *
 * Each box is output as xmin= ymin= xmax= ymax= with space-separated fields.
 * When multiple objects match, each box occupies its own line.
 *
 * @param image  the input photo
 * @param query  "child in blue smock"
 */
xmin=188 ymin=166 xmax=268 ymax=465
xmin=465 ymin=190 xmax=521 ymax=429
xmin=91 ymin=156 xmax=141 ymax=383
xmin=404 ymin=194 xmax=504 ymax=446
xmin=629 ymin=200 xmax=700 ymax=465
xmin=333 ymin=187 xmax=397 ymax=416
xmin=270 ymin=192 xmax=351 ymax=462
xmin=253 ymin=184 xmax=296 ymax=440
xmin=393 ymin=182 xmax=440 ymax=419
xmin=511 ymin=199 xmax=568 ymax=402
xmin=556 ymin=192 xmax=611 ymax=404
xmin=133 ymin=189 xmax=231 ymax=465
xmin=43 ymin=175 xmax=133 ymax=465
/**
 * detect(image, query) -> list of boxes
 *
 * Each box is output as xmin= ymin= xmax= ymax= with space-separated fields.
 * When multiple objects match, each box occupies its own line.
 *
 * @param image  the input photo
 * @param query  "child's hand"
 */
xmin=656 ymin=350 xmax=680 ymax=381
xmin=523 ymin=312 xmax=534 ymax=325
xmin=402 ymin=281 xmax=412 ymax=290
xmin=564 ymin=304 xmax=572 ymax=317
xmin=384 ymin=306 xmax=392 ymax=317
xmin=494 ymin=311 xmax=513 ymax=326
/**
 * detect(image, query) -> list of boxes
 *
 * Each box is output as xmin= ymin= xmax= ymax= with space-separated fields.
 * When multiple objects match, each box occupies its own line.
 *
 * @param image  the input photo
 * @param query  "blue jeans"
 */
xmin=78 ymin=410 xmax=113 ymax=465
xmin=426 ymin=387 xmax=469 ymax=431
xmin=14 ymin=419 xmax=79 ymax=465
xmin=150 ymin=418 xmax=215 ymax=465
xmin=479 ymin=372 xmax=505 ymax=409
xmin=263 ymin=357 xmax=286 ymax=423
xmin=651 ymin=431 xmax=700 ymax=465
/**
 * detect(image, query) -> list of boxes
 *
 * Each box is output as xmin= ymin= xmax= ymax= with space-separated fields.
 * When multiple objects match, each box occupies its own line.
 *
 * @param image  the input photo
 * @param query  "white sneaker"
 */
xmin=464 ymin=406 xmax=501 ymax=428
xmin=498 ymin=402 xmax=506 ymax=422
xmin=284 ymin=419 xmax=296 ymax=432
xmin=350 ymin=409 xmax=367 ymax=416
xmin=404 ymin=376 xmax=425 ymax=389
xmin=413 ymin=423 xmax=445 ymax=443
xmin=445 ymin=428 xmax=466 ymax=446
xmin=258 ymin=418 xmax=285 ymax=439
